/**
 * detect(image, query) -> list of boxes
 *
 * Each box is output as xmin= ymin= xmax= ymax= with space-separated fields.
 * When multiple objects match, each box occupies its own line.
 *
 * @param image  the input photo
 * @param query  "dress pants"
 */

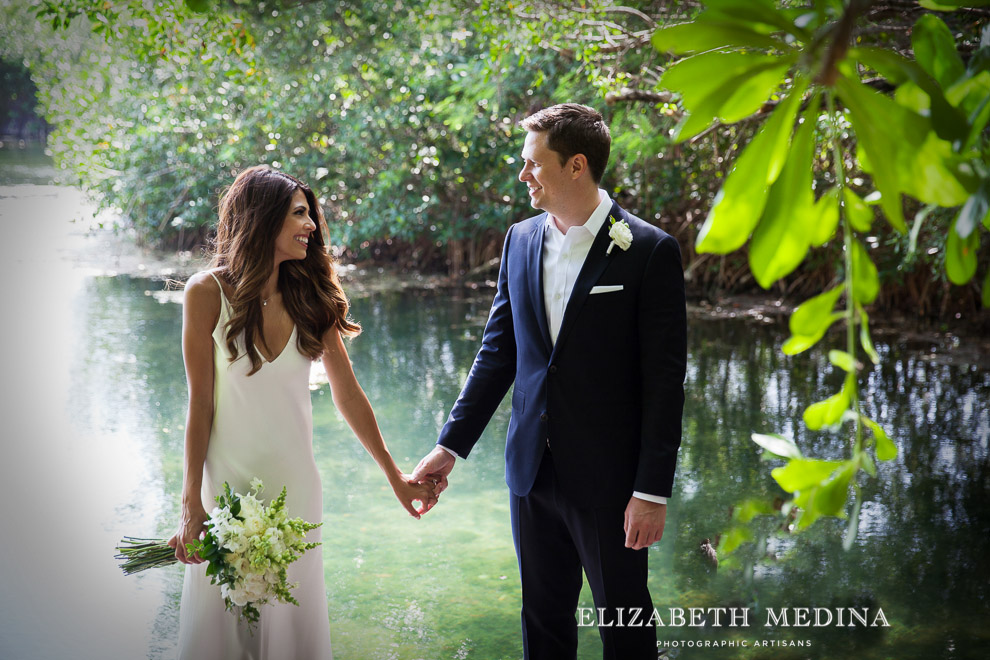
xmin=510 ymin=447 xmax=657 ymax=660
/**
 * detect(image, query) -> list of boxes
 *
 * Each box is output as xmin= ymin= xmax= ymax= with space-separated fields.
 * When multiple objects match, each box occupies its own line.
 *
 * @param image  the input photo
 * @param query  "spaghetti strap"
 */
xmin=208 ymin=271 xmax=227 ymax=304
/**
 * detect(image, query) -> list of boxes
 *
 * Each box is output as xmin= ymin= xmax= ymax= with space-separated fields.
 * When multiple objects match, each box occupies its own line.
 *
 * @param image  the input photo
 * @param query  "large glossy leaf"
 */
xmin=851 ymin=239 xmax=880 ymax=304
xmin=946 ymin=217 xmax=980 ymax=284
xmin=704 ymin=0 xmax=812 ymax=40
xmin=843 ymin=188 xmax=873 ymax=232
xmin=652 ymin=19 xmax=788 ymax=55
xmin=662 ymin=51 xmax=794 ymax=141
xmin=810 ymin=187 xmax=840 ymax=246
xmin=696 ymin=77 xmax=809 ymax=253
xmin=920 ymin=0 xmax=990 ymax=7
xmin=782 ymin=286 xmax=844 ymax=355
xmin=838 ymin=76 xmax=971 ymax=233
xmin=749 ymin=103 xmax=817 ymax=288
xmin=805 ymin=373 xmax=855 ymax=431
xmin=772 ymin=458 xmax=845 ymax=493
xmin=851 ymin=46 xmax=968 ymax=143
xmin=815 ymin=461 xmax=857 ymax=516
xmin=913 ymin=14 xmax=966 ymax=87
xmin=862 ymin=416 xmax=898 ymax=461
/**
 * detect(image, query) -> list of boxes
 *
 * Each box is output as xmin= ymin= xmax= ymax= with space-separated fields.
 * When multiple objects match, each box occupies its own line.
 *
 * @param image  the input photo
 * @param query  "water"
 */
xmin=1 ymin=159 xmax=988 ymax=659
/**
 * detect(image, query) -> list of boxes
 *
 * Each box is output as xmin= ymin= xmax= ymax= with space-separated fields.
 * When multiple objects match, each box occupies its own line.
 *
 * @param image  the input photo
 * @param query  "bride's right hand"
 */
xmin=167 ymin=502 xmax=210 ymax=564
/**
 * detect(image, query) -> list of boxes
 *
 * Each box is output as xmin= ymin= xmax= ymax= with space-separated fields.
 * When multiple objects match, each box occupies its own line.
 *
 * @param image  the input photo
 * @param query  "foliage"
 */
xmin=652 ymin=0 xmax=988 ymax=553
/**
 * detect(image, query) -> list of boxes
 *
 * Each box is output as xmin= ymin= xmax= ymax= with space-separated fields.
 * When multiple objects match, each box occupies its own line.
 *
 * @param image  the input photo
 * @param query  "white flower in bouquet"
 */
xmin=115 ymin=479 xmax=322 ymax=631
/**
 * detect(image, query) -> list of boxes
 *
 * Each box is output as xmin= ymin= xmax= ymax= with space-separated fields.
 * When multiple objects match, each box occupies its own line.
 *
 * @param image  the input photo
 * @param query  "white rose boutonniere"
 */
xmin=606 ymin=215 xmax=633 ymax=256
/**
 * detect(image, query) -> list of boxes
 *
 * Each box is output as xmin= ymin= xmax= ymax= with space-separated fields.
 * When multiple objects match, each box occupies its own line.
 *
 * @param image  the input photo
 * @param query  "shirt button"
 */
xmin=548 ymin=365 xmax=558 ymax=374
xmin=540 ymin=413 xmax=549 ymax=422
xmin=554 ymin=293 xmax=562 ymax=300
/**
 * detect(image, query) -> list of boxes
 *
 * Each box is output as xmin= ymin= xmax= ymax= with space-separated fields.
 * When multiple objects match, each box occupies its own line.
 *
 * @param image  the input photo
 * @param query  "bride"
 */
xmin=167 ymin=165 xmax=436 ymax=659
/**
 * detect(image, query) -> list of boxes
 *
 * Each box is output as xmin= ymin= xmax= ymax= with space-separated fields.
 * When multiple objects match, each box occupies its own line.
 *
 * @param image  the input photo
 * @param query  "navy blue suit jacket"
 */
xmin=438 ymin=201 xmax=687 ymax=509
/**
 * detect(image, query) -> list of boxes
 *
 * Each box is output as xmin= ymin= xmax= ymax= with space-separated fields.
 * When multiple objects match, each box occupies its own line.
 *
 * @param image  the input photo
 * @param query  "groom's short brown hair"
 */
xmin=519 ymin=103 xmax=611 ymax=184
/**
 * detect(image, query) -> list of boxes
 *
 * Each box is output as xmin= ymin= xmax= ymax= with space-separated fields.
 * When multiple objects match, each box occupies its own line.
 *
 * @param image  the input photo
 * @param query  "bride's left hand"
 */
xmin=390 ymin=473 xmax=438 ymax=519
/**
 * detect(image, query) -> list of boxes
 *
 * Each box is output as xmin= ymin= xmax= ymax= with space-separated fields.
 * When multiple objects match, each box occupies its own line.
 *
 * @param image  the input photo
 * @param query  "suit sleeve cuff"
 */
xmin=438 ymin=444 xmax=462 ymax=459
xmin=633 ymin=491 xmax=667 ymax=505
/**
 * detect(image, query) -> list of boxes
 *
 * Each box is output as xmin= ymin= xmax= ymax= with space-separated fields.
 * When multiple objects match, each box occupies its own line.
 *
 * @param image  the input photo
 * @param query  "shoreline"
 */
xmin=66 ymin=220 xmax=990 ymax=369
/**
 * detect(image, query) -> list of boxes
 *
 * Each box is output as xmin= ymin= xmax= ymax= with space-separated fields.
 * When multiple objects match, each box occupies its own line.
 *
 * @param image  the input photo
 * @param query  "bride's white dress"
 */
xmin=177 ymin=273 xmax=333 ymax=659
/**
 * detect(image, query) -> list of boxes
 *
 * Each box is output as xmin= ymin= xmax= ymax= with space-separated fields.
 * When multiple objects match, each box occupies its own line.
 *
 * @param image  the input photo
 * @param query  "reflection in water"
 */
xmin=1 ymin=220 xmax=987 ymax=658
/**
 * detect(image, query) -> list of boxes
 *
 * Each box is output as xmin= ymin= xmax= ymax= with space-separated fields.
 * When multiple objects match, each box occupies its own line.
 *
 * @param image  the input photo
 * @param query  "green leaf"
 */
xmin=751 ymin=433 xmax=803 ymax=459
xmin=719 ymin=525 xmax=754 ymax=554
xmin=772 ymin=458 xmax=845 ymax=493
xmin=651 ymin=19 xmax=789 ymax=55
xmin=734 ymin=498 xmax=775 ymax=523
xmin=783 ymin=287 xmax=844 ymax=355
xmin=912 ymin=14 xmax=966 ymax=87
xmin=815 ymin=461 xmax=857 ymax=516
xmin=851 ymin=239 xmax=880 ymax=304
xmin=696 ymin=77 xmax=809 ymax=253
xmin=662 ymin=51 xmax=794 ymax=141
xmin=946 ymin=217 xmax=980 ymax=284
xmin=749 ymin=103 xmax=818 ymax=288
xmin=828 ymin=349 xmax=857 ymax=372
xmin=851 ymin=46 xmax=968 ymax=143
xmin=862 ymin=416 xmax=898 ymax=460
xmin=843 ymin=188 xmax=873 ymax=232
xmin=836 ymin=75 xmax=971 ymax=232
xmin=185 ymin=0 xmax=212 ymax=13
xmin=803 ymin=374 xmax=853 ymax=430
xmin=982 ymin=267 xmax=990 ymax=308
xmin=810 ymin=187 xmax=840 ymax=246
xmin=955 ymin=180 xmax=990 ymax=239
xmin=704 ymin=0 xmax=812 ymax=40
xmin=858 ymin=304 xmax=881 ymax=364
xmin=921 ymin=0 xmax=990 ymax=8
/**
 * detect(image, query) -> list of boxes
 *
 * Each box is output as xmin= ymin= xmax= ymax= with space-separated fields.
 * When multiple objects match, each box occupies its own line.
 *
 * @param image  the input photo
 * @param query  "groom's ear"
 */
xmin=568 ymin=153 xmax=589 ymax=180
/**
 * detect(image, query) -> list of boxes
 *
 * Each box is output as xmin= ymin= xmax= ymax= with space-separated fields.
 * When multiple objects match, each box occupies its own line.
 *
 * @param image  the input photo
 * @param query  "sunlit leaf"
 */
xmin=749 ymin=103 xmax=818 ymax=288
xmin=816 ymin=461 xmax=857 ymax=516
xmin=946 ymin=217 xmax=980 ymax=284
xmin=789 ymin=286 xmax=844 ymax=337
xmin=862 ymin=416 xmax=898 ymax=461
xmin=661 ymin=51 xmax=795 ymax=141
xmin=858 ymin=304 xmax=881 ymax=364
xmin=843 ymin=188 xmax=873 ymax=232
xmin=828 ymin=350 xmax=857 ymax=372
xmin=772 ymin=458 xmax=845 ymax=493
xmin=704 ymin=0 xmax=812 ymax=40
xmin=851 ymin=240 xmax=880 ymax=304
xmin=651 ymin=19 xmax=789 ymax=55
xmin=837 ymin=75 xmax=971 ymax=232
xmin=913 ymin=14 xmax=966 ymax=87
xmin=804 ymin=374 xmax=854 ymax=430
xmin=696 ymin=77 xmax=809 ymax=253
xmin=983 ymin=268 xmax=990 ymax=308
xmin=751 ymin=433 xmax=803 ymax=459
xmin=851 ymin=46 xmax=968 ymax=143
xmin=810 ymin=187 xmax=840 ymax=246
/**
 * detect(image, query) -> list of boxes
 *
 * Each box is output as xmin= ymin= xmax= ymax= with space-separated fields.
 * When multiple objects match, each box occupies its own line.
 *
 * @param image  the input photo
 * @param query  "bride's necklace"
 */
xmin=262 ymin=291 xmax=277 ymax=307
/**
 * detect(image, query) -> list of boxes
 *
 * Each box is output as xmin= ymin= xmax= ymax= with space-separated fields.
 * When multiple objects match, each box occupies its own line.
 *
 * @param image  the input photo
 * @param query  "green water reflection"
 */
xmin=77 ymin=277 xmax=988 ymax=660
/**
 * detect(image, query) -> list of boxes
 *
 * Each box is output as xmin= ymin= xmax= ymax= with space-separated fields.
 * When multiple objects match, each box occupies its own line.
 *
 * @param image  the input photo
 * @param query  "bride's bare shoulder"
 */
xmin=183 ymin=270 xmax=225 ymax=317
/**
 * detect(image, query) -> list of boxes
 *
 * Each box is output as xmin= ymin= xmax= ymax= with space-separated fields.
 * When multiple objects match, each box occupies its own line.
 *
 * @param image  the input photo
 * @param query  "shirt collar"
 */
xmin=545 ymin=189 xmax=612 ymax=237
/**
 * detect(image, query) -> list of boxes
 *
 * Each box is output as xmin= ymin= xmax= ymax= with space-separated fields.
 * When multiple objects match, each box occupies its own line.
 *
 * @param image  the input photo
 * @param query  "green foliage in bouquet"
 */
xmin=115 ymin=479 xmax=321 ymax=630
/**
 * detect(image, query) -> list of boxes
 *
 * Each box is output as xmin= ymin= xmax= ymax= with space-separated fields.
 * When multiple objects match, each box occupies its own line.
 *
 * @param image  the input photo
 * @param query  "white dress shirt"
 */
xmin=542 ymin=190 xmax=667 ymax=505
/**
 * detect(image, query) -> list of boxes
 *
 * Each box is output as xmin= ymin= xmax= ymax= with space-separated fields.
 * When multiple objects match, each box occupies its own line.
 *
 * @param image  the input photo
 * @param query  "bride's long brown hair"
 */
xmin=210 ymin=165 xmax=360 ymax=375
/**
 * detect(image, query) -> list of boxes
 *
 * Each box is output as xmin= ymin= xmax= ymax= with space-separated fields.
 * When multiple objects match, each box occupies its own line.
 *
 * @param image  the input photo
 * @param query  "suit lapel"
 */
xmin=528 ymin=215 xmax=553 ymax=355
xmin=551 ymin=203 xmax=622 ymax=357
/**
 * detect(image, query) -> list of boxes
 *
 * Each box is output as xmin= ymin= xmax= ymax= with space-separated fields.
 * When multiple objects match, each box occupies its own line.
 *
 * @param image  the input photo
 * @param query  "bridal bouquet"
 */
xmin=115 ymin=478 xmax=322 ymax=626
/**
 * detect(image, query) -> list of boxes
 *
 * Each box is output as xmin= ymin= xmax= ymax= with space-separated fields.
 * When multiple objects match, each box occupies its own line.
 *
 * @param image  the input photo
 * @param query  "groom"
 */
xmin=413 ymin=103 xmax=687 ymax=659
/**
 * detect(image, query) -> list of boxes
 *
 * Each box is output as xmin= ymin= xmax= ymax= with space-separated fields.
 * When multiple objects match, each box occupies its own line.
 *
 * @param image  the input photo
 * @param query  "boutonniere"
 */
xmin=606 ymin=215 xmax=632 ymax=256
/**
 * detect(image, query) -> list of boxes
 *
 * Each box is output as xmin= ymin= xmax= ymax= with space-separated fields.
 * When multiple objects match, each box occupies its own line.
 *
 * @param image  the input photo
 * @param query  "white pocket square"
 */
xmin=589 ymin=285 xmax=624 ymax=295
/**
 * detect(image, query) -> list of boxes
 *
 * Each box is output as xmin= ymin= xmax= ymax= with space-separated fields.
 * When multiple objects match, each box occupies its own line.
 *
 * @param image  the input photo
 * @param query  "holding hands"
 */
xmin=410 ymin=446 xmax=456 ymax=514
